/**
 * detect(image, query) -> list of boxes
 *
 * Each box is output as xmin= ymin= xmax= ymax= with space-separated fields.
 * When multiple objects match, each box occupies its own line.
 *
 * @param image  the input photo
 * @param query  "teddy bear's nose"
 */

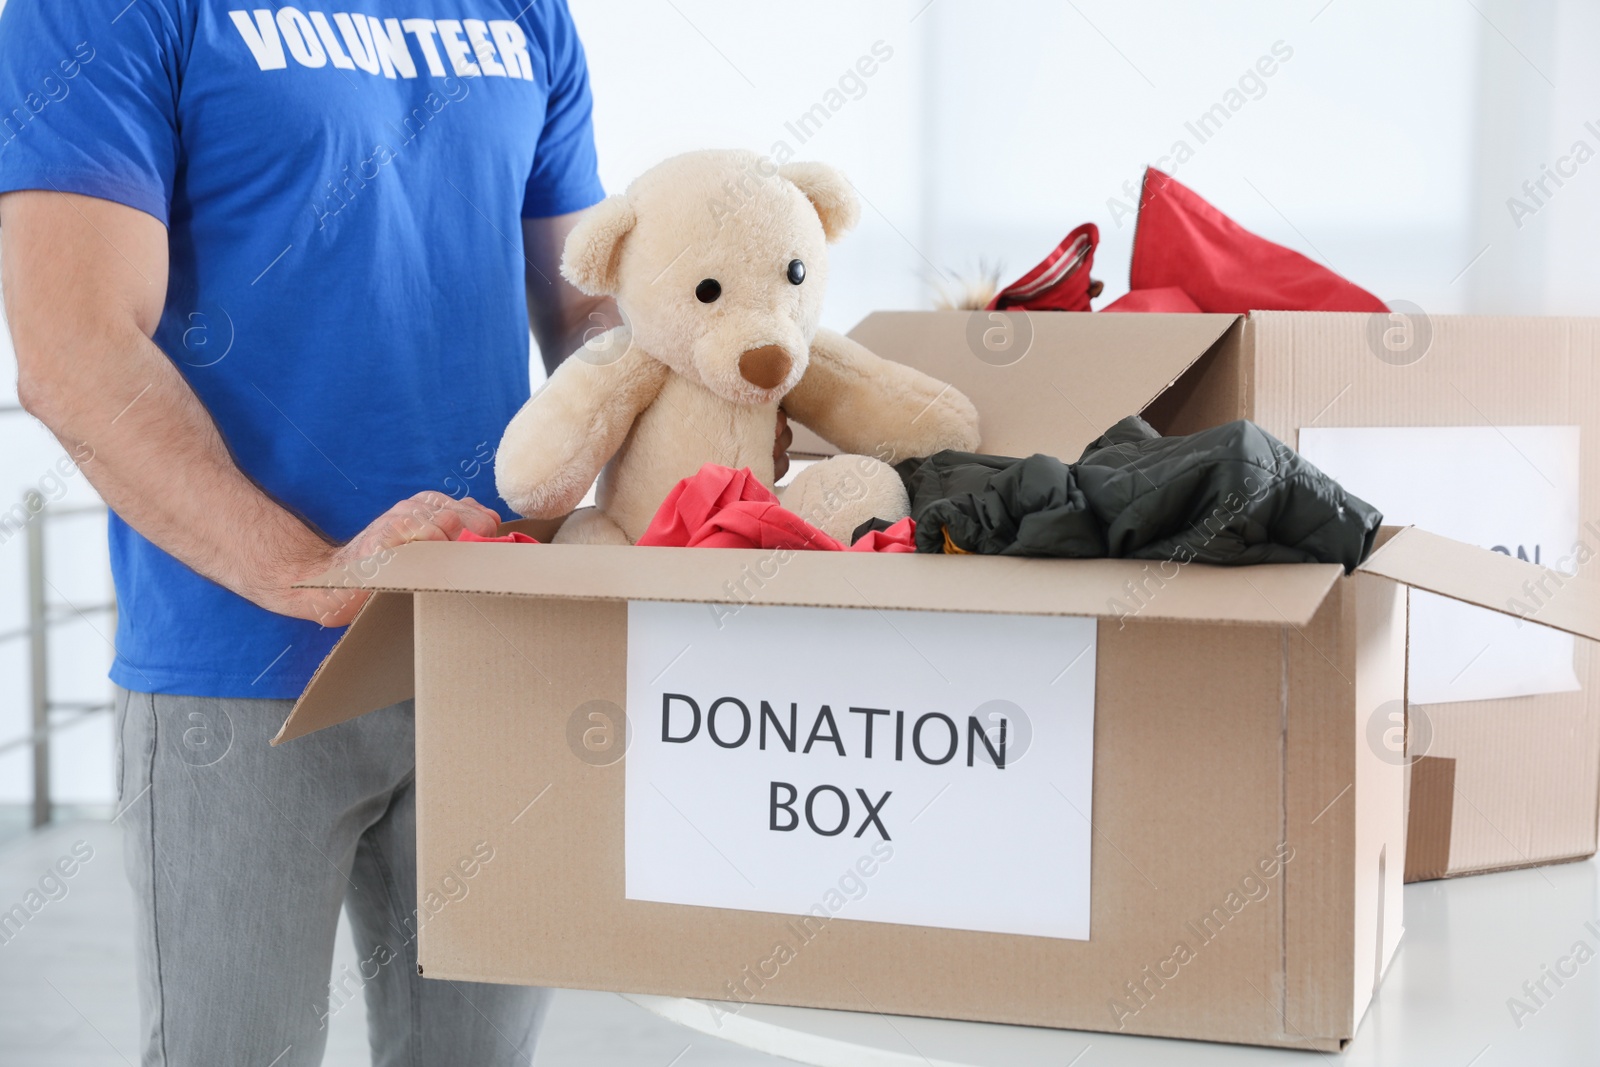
xmin=738 ymin=345 xmax=792 ymax=389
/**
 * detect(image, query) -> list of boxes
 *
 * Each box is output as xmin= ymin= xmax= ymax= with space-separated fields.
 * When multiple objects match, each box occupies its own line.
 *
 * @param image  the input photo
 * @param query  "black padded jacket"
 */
xmin=891 ymin=416 xmax=1382 ymax=571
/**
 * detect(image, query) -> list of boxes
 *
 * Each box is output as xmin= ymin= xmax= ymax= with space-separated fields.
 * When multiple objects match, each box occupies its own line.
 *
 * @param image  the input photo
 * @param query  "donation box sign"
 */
xmin=624 ymin=601 xmax=1098 ymax=941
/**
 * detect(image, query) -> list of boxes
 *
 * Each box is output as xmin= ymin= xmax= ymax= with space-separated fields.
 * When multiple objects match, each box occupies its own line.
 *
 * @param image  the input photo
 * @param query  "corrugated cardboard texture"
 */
xmin=1404 ymin=757 xmax=1456 ymax=882
xmin=791 ymin=311 xmax=1238 ymax=460
xmin=277 ymin=519 xmax=565 ymax=741
xmin=1141 ymin=316 xmax=1252 ymax=439
xmin=1351 ymin=574 xmax=1408 ymax=1018
xmin=272 ymin=592 xmax=414 ymax=745
xmin=407 ymin=587 xmax=1394 ymax=1050
xmin=1280 ymin=574 xmax=1405 ymax=1041
xmin=1282 ymin=582 xmax=1358 ymax=1041
xmin=300 ymin=541 xmax=1345 ymax=627
xmin=1360 ymin=527 xmax=1600 ymax=643
xmin=1244 ymin=312 xmax=1600 ymax=879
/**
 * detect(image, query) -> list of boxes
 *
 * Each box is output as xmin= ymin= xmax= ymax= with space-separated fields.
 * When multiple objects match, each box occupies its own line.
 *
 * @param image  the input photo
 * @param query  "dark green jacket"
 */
xmin=894 ymin=416 xmax=1382 ymax=571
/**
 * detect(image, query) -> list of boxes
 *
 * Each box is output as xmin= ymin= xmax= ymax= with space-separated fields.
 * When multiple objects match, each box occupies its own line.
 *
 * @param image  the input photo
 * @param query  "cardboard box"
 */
xmin=799 ymin=310 xmax=1600 ymax=882
xmin=273 ymin=313 xmax=1600 ymax=1049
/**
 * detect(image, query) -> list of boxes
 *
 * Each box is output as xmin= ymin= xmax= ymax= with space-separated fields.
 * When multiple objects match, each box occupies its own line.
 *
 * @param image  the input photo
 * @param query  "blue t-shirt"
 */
xmin=0 ymin=0 xmax=604 ymax=698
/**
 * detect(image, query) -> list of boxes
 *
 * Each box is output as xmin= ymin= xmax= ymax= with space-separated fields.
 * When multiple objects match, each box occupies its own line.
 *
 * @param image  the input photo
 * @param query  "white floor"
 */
xmin=0 ymin=819 xmax=786 ymax=1066
xmin=3 ymin=818 xmax=1598 ymax=1065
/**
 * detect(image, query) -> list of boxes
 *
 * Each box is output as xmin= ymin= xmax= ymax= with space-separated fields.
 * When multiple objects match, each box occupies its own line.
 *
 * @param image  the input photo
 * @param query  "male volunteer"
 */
xmin=0 ymin=2 xmax=782 ymax=1063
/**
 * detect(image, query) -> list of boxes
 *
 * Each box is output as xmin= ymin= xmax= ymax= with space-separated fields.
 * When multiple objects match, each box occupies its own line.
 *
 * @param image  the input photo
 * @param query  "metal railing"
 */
xmin=1 ymin=404 xmax=116 ymax=829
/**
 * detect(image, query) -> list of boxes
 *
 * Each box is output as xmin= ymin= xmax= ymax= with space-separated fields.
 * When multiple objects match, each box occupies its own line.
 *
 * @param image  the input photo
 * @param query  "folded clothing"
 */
xmin=897 ymin=416 xmax=1381 ymax=571
xmin=638 ymin=463 xmax=916 ymax=553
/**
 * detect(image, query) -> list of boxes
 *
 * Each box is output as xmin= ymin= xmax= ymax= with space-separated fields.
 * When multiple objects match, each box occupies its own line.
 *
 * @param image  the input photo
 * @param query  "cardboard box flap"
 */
xmin=299 ymin=541 xmax=1345 ymax=626
xmin=1358 ymin=526 xmax=1600 ymax=642
xmin=790 ymin=310 xmax=1240 ymax=460
xmin=271 ymin=591 xmax=415 ymax=745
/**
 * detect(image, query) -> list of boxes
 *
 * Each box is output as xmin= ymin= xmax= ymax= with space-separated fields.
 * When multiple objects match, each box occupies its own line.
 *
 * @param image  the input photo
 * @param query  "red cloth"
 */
xmin=457 ymin=529 xmax=540 ymax=543
xmin=1116 ymin=168 xmax=1386 ymax=314
xmin=849 ymin=517 xmax=917 ymax=553
xmin=637 ymin=463 xmax=915 ymax=553
xmin=1099 ymin=285 xmax=1201 ymax=314
xmin=986 ymin=223 xmax=1099 ymax=312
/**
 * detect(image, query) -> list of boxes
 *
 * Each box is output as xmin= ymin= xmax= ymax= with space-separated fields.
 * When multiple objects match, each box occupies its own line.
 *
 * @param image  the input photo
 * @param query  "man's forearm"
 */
xmin=529 ymin=279 xmax=615 ymax=375
xmin=20 ymin=324 xmax=333 ymax=608
xmin=521 ymin=210 xmax=618 ymax=376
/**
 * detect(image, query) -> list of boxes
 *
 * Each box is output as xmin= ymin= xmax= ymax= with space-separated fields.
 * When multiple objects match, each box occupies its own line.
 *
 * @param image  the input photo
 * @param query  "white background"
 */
xmin=625 ymin=601 xmax=1097 ymax=940
xmin=1300 ymin=426 xmax=1581 ymax=705
xmin=3 ymin=0 xmax=1599 ymax=804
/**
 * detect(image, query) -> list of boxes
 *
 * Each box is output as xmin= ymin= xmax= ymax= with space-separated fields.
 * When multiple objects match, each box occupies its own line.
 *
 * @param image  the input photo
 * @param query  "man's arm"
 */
xmin=2 ymin=190 xmax=499 ymax=627
xmin=522 ymin=211 xmax=616 ymax=376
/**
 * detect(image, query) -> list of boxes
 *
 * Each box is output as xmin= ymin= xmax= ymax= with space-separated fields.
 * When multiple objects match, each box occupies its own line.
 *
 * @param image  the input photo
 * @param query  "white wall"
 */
xmin=2 ymin=0 xmax=1597 ymax=804
xmin=0 ymin=326 xmax=116 ymax=808
xmin=572 ymin=0 xmax=1595 ymax=321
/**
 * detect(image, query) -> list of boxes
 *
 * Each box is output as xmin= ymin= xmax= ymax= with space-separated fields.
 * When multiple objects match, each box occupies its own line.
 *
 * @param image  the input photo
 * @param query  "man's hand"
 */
xmin=266 ymin=492 xmax=501 ymax=627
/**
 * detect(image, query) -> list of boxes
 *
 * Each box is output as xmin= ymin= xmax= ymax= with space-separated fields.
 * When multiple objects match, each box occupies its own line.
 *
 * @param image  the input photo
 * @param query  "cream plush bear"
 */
xmin=495 ymin=149 xmax=980 ymax=545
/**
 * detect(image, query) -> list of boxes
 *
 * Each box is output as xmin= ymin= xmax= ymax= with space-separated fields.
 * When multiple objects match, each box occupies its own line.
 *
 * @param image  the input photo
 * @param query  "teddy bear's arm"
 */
xmin=784 ymin=327 xmax=981 ymax=464
xmin=494 ymin=327 xmax=670 ymax=518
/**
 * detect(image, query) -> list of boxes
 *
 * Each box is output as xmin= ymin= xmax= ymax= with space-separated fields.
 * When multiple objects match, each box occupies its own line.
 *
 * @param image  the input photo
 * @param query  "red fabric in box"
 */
xmin=637 ymin=463 xmax=915 ymax=553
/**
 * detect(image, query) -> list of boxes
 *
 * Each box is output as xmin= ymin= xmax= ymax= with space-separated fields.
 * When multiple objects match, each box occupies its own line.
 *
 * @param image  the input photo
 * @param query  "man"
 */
xmin=0 ymin=2 xmax=781 ymax=1063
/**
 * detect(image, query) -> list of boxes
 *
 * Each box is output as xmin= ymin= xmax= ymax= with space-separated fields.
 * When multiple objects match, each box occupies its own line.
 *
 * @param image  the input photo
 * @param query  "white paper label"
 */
xmin=1299 ymin=426 xmax=1581 ymax=705
xmin=624 ymin=601 xmax=1097 ymax=941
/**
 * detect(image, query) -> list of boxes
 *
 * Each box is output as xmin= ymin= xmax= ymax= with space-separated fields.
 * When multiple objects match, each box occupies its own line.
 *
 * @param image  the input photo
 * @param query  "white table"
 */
xmin=626 ymin=854 xmax=1600 ymax=1065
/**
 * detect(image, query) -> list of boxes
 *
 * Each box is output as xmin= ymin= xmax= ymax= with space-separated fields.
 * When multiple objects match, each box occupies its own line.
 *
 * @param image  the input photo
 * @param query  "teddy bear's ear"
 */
xmin=560 ymin=194 xmax=637 ymax=295
xmin=779 ymin=161 xmax=861 ymax=243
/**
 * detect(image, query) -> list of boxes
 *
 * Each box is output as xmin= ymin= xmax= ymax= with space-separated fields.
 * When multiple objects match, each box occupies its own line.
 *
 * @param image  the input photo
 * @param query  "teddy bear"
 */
xmin=494 ymin=149 xmax=981 ymax=546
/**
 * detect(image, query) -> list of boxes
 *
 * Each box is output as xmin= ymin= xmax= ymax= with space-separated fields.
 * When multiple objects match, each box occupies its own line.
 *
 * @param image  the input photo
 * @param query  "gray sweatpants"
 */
xmin=113 ymin=687 xmax=547 ymax=1066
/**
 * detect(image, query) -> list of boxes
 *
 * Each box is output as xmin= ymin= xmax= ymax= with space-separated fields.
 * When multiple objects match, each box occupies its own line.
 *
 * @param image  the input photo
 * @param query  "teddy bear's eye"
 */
xmin=695 ymin=278 xmax=721 ymax=303
xmin=787 ymin=259 xmax=806 ymax=285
